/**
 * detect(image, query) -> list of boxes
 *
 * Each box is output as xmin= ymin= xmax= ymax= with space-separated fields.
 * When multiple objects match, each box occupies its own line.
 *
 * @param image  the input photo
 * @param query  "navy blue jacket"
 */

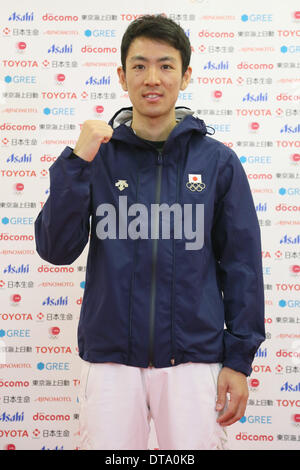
xmin=34 ymin=106 xmax=265 ymax=376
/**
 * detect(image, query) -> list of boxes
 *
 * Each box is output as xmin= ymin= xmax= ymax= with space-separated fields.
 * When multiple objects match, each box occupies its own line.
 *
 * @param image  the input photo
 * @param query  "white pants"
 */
xmin=78 ymin=360 xmax=229 ymax=450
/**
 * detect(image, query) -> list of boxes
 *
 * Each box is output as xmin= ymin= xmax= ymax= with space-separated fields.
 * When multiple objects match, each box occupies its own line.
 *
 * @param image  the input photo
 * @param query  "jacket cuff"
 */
xmin=222 ymin=359 xmax=252 ymax=377
xmin=62 ymin=146 xmax=93 ymax=166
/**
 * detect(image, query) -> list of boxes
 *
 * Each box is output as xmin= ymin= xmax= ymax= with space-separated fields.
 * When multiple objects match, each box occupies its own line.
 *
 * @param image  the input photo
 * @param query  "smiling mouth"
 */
xmin=143 ymin=94 xmax=163 ymax=102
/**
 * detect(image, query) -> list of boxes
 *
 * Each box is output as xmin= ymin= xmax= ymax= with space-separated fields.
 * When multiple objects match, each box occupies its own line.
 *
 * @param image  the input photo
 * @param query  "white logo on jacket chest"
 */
xmin=186 ymin=174 xmax=206 ymax=192
xmin=115 ymin=180 xmax=128 ymax=191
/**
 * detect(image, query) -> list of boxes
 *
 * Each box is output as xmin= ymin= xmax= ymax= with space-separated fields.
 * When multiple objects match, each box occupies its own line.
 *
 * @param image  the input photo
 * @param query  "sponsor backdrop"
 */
xmin=0 ymin=0 xmax=299 ymax=451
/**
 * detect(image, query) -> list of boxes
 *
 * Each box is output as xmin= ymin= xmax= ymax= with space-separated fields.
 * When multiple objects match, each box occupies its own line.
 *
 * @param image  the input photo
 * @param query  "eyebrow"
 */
xmin=129 ymin=55 xmax=177 ymax=63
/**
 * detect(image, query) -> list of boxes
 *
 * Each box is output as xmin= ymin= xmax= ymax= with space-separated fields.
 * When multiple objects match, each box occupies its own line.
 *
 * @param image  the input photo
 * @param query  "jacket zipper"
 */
xmin=148 ymin=151 xmax=163 ymax=367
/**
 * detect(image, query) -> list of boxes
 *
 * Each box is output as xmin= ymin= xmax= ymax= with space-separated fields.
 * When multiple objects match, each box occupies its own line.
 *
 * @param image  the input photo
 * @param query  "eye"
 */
xmin=133 ymin=64 xmax=144 ymax=69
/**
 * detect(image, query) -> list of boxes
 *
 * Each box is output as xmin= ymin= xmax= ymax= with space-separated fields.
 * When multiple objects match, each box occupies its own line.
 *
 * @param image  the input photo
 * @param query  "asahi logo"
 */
xmin=8 ymin=12 xmax=34 ymax=21
xmin=47 ymin=44 xmax=73 ymax=54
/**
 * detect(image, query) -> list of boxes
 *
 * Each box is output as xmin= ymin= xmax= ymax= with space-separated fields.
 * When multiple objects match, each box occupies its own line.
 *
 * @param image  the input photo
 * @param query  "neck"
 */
xmin=131 ymin=109 xmax=177 ymax=141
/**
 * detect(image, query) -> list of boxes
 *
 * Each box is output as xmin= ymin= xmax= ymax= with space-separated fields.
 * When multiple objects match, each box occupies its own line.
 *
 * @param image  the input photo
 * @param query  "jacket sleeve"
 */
xmin=34 ymin=146 xmax=93 ymax=265
xmin=211 ymin=147 xmax=266 ymax=376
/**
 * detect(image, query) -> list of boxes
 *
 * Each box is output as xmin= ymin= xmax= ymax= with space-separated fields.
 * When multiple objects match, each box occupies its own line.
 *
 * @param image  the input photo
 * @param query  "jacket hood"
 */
xmin=108 ymin=106 xmax=215 ymax=138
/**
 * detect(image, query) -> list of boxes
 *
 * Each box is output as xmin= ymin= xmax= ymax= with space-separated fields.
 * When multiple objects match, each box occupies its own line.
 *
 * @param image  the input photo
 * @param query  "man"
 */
xmin=34 ymin=15 xmax=265 ymax=450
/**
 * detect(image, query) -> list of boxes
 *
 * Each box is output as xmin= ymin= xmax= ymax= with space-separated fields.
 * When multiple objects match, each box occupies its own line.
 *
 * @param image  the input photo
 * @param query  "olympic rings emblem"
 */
xmin=186 ymin=181 xmax=206 ymax=192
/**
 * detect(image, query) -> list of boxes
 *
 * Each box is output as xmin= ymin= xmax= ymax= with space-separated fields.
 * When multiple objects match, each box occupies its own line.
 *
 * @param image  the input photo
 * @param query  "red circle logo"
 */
xmin=15 ymin=183 xmax=24 ymax=191
xmin=12 ymin=294 xmax=21 ymax=303
xmin=249 ymin=378 xmax=259 ymax=388
xmin=6 ymin=444 xmax=16 ymax=450
xmin=51 ymin=327 xmax=60 ymax=336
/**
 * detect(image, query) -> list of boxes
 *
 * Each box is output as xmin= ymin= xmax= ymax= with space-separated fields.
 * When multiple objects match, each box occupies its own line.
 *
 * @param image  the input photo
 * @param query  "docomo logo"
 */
xmin=292 ymin=340 xmax=300 ymax=365
xmin=81 ymin=45 xmax=118 ymax=54
xmin=42 ymin=13 xmax=78 ymax=21
xmin=0 ymin=232 xmax=34 ymax=241
xmin=41 ymin=155 xmax=58 ymax=163
xmin=0 ymin=379 xmax=29 ymax=387
xmin=236 ymin=433 xmax=273 ymax=442
xmin=247 ymin=173 xmax=272 ymax=180
xmin=276 ymin=346 xmax=300 ymax=365
xmin=33 ymin=412 xmax=70 ymax=421
xmin=37 ymin=265 xmax=74 ymax=273
xmin=0 ymin=123 xmax=36 ymax=131
xmin=198 ymin=30 xmax=235 ymax=38
xmin=276 ymin=204 xmax=300 ymax=212
xmin=237 ymin=62 xmax=274 ymax=70
xmin=277 ymin=93 xmax=300 ymax=101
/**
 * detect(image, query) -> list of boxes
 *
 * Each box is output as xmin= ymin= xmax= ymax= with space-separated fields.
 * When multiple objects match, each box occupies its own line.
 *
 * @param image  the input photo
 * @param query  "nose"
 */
xmin=144 ymin=66 xmax=161 ymax=86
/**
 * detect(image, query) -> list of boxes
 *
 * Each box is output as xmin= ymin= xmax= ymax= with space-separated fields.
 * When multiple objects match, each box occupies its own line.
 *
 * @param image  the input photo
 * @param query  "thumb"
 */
xmin=216 ymin=380 xmax=227 ymax=412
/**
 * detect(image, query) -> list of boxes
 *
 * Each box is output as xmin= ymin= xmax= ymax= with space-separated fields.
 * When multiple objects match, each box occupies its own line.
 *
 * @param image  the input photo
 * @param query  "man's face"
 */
xmin=117 ymin=36 xmax=192 ymax=121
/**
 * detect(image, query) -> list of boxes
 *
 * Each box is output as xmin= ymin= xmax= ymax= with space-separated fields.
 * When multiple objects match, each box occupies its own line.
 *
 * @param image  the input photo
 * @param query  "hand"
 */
xmin=74 ymin=120 xmax=114 ymax=162
xmin=215 ymin=366 xmax=249 ymax=427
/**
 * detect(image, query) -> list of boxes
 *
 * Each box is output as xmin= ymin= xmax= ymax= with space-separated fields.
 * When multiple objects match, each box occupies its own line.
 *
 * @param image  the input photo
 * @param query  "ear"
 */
xmin=180 ymin=66 xmax=192 ymax=91
xmin=117 ymin=66 xmax=128 ymax=92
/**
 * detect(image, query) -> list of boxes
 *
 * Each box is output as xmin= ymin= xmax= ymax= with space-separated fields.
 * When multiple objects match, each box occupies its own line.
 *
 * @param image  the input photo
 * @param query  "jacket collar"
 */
xmin=108 ymin=106 xmax=214 ymax=150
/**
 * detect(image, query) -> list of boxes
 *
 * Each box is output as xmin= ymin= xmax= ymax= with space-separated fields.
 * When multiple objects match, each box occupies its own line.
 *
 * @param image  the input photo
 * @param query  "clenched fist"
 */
xmin=73 ymin=120 xmax=114 ymax=162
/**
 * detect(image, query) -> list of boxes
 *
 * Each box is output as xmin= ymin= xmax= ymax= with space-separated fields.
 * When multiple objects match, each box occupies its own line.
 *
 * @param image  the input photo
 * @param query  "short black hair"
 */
xmin=120 ymin=14 xmax=191 ymax=77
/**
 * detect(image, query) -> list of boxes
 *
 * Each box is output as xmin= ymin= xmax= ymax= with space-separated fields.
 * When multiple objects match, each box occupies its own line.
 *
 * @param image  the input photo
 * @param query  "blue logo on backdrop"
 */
xmin=3 ymin=263 xmax=29 ymax=273
xmin=8 ymin=12 xmax=34 ymax=21
xmin=6 ymin=153 xmax=32 ymax=163
xmin=242 ymin=92 xmax=268 ymax=102
xmin=1 ymin=217 xmax=33 ymax=225
xmin=280 ymin=382 xmax=300 ymax=392
xmin=43 ymin=108 xmax=75 ymax=116
xmin=281 ymin=46 xmax=300 ymax=53
xmin=5 ymin=75 xmax=36 ymax=84
xmin=279 ymin=235 xmax=300 ymax=244
xmin=279 ymin=299 xmax=300 ymax=308
xmin=241 ymin=14 xmax=272 ymax=22
xmin=84 ymin=29 xmax=116 ymax=37
xmin=47 ymin=44 xmax=73 ymax=54
xmin=85 ymin=76 xmax=111 ymax=86
xmin=42 ymin=296 xmax=68 ymax=306
xmin=280 ymin=124 xmax=300 ymax=133
xmin=203 ymin=60 xmax=229 ymax=70
xmin=278 ymin=187 xmax=300 ymax=196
